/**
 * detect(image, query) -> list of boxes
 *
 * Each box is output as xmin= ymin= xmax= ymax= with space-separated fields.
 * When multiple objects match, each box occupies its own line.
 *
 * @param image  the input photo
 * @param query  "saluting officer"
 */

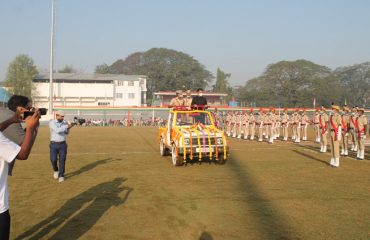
xmin=355 ymin=108 xmax=367 ymax=160
xmin=169 ymin=90 xmax=185 ymax=107
xmin=340 ymin=107 xmax=350 ymax=156
xmin=329 ymin=105 xmax=342 ymax=167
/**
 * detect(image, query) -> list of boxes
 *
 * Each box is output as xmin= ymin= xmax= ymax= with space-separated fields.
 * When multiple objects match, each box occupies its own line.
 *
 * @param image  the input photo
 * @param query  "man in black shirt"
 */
xmin=191 ymin=88 xmax=208 ymax=110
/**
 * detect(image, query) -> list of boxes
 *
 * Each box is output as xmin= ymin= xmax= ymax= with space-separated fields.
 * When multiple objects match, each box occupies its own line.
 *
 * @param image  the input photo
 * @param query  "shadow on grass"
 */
xmin=65 ymin=158 xmax=122 ymax=179
xmin=227 ymin=156 xmax=299 ymax=239
xmin=15 ymin=178 xmax=132 ymax=240
xmin=199 ymin=231 xmax=213 ymax=240
xmin=292 ymin=150 xmax=330 ymax=166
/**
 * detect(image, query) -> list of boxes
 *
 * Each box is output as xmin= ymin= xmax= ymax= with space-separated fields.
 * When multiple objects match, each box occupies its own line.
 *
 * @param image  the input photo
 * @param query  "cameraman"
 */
xmin=49 ymin=111 xmax=75 ymax=183
xmin=0 ymin=107 xmax=40 ymax=240
xmin=0 ymin=95 xmax=39 ymax=175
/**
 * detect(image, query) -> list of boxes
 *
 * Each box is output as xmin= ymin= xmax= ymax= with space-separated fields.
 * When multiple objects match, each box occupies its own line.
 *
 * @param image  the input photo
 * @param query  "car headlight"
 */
xmin=216 ymin=138 xmax=223 ymax=145
xmin=184 ymin=138 xmax=190 ymax=145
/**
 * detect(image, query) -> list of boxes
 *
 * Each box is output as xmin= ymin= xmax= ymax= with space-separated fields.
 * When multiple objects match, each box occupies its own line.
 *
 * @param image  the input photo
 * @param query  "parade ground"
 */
xmin=9 ymin=127 xmax=370 ymax=240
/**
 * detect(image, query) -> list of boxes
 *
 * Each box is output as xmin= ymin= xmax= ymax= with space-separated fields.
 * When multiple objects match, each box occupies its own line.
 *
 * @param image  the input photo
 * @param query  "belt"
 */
xmin=51 ymin=141 xmax=66 ymax=144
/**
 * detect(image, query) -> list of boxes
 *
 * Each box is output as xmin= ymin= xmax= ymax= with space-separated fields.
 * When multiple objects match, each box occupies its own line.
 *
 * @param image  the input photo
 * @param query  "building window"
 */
xmin=98 ymin=102 xmax=110 ymax=106
xmin=116 ymin=93 xmax=123 ymax=98
xmin=128 ymin=93 xmax=135 ymax=99
xmin=128 ymin=81 xmax=134 ymax=86
xmin=117 ymin=81 xmax=124 ymax=86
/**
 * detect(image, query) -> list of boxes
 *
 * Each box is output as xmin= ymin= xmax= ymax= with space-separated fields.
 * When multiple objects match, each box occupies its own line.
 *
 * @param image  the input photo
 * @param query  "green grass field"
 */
xmin=8 ymin=127 xmax=370 ymax=240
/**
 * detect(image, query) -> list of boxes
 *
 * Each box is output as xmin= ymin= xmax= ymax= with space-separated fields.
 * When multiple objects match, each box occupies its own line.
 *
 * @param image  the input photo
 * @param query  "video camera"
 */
xmin=23 ymin=107 xmax=48 ymax=119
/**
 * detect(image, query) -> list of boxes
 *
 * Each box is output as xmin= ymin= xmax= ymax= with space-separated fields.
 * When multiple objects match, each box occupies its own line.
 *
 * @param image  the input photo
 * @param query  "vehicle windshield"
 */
xmin=175 ymin=112 xmax=213 ymax=126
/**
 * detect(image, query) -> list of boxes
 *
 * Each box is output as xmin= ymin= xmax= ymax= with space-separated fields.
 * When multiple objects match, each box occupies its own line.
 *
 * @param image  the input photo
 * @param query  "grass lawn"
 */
xmin=8 ymin=127 xmax=370 ymax=240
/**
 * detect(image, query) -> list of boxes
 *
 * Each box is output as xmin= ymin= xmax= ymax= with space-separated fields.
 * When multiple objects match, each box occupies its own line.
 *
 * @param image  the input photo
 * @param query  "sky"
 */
xmin=1 ymin=0 xmax=370 ymax=86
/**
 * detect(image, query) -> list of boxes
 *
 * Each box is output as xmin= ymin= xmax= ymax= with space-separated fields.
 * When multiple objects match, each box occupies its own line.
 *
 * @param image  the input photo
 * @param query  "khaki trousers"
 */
xmin=258 ymin=126 xmax=263 ymax=140
xmin=349 ymin=129 xmax=358 ymax=148
xmin=314 ymin=124 xmax=320 ymax=139
xmin=358 ymin=136 xmax=365 ymax=151
xmin=283 ymin=125 xmax=289 ymax=139
xmin=301 ymin=125 xmax=308 ymax=139
xmin=243 ymin=125 xmax=249 ymax=138
xmin=329 ymin=131 xmax=340 ymax=159
xmin=321 ymin=131 xmax=327 ymax=147
xmin=341 ymin=133 xmax=348 ymax=151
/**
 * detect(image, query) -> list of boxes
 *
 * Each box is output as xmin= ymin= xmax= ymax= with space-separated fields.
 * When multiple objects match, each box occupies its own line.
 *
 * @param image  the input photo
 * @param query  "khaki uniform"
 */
xmin=231 ymin=113 xmax=238 ymax=138
xmin=169 ymin=97 xmax=185 ymax=107
xmin=257 ymin=112 xmax=265 ymax=142
xmin=249 ymin=112 xmax=256 ymax=140
xmin=242 ymin=113 xmax=249 ymax=139
xmin=301 ymin=113 xmax=309 ymax=141
xmin=275 ymin=113 xmax=281 ymax=138
xmin=329 ymin=112 xmax=342 ymax=167
xmin=281 ymin=112 xmax=289 ymax=141
xmin=292 ymin=112 xmax=301 ymax=143
xmin=355 ymin=114 xmax=368 ymax=159
xmin=267 ymin=112 xmax=275 ymax=143
xmin=319 ymin=112 xmax=329 ymax=152
xmin=313 ymin=112 xmax=321 ymax=142
xmin=184 ymin=97 xmax=192 ymax=107
xmin=349 ymin=114 xmax=358 ymax=151
xmin=340 ymin=114 xmax=350 ymax=155
xmin=226 ymin=113 xmax=232 ymax=136
xmin=236 ymin=112 xmax=243 ymax=138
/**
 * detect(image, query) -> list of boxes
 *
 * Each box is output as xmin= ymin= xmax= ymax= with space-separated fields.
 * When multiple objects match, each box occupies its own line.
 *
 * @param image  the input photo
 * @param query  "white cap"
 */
xmin=55 ymin=110 xmax=65 ymax=116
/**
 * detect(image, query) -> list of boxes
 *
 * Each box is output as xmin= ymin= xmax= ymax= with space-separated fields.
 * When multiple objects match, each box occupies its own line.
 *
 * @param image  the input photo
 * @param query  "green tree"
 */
xmin=104 ymin=48 xmax=213 ymax=102
xmin=213 ymin=68 xmax=233 ymax=100
xmin=58 ymin=65 xmax=76 ymax=73
xmin=95 ymin=63 xmax=112 ymax=74
xmin=5 ymin=54 xmax=38 ymax=97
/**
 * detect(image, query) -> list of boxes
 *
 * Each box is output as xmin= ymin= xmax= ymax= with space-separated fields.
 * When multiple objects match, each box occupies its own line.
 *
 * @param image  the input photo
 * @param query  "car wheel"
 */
xmin=171 ymin=144 xmax=183 ymax=166
xmin=160 ymin=138 xmax=168 ymax=156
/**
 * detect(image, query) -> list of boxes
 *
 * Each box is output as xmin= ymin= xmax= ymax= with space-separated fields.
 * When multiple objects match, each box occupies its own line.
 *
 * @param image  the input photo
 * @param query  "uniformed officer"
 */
xmin=226 ymin=111 xmax=232 ymax=136
xmin=319 ymin=107 xmax=329 ymax=153
xmin=231 ymin=111 xmax=238 ymax=138
xmin=281 ymin=108 xmax=289 ymax=141
xmin=355 ymin=108 xmax=367 ymax=160
xmin=184 ymin=90 xmax=192 ymax=107
xmin=301 ymin=109 xmax=309 ymax=141
xmin=313 ymin=108 xmax=321 ymax=143
xmin=340 ymin=107 xmax=350 ymax=156
xmin=329 ymin=105 xmax=342 ymax=167
xmin=267 ymin=108 xmax=275 ymax=144
xmin=275 ymin=110 xmax=281 ymax=139
xmin=293 ymin=109 xmax=301 ymax=143
xmin=169 ymin=90 xmax=185 ymax=107
xmin=249 ymin=108 xmax=256 ymax=140
xmin=349 ymin=107 xmax=358 ymax=152
xmin=257 ymin=108 xmax=265 ymax=142
xmin=242 ymin=110 xmax=249 ymax=139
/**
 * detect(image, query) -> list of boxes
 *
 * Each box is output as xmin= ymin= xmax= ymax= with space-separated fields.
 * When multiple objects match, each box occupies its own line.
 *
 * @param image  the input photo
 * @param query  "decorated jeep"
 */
xmin=158 ymin=107 xmax=229 ymax=166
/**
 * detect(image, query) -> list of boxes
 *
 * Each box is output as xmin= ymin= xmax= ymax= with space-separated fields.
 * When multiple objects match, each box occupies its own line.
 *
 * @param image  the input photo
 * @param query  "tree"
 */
xmin=236 ymin=60 xmax=342 ymax=107
xmin=95 ymin=63 xmax=112 ymax=74
xmin=102 ymin=48 xmax=213 ymax=101
xmin=213 ymin=68 xmax=233 ymax=100
xmin=58 ymin=65 xmax=76 ymax=73
xmin=5 ymin=54 xmax=38 ymax=97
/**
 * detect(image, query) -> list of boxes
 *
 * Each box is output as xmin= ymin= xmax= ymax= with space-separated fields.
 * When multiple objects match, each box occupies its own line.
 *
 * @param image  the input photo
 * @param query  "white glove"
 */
xmin=337 ymin=126 xmax=342 ymax=141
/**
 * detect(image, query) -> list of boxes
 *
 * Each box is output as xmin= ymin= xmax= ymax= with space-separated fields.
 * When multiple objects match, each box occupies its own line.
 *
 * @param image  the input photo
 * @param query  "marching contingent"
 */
xmin=214 ymin=105 xmax=368 ymax=167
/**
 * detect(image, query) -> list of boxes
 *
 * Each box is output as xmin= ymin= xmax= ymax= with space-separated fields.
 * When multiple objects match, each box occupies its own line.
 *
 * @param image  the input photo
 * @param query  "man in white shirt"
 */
xmin=0 ymin=108 xmax=40 ymax=240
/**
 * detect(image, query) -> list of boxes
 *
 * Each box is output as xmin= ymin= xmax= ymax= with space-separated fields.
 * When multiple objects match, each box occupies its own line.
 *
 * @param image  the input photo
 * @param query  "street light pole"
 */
xmin=49 ymin=0 xmax=55 ymax=113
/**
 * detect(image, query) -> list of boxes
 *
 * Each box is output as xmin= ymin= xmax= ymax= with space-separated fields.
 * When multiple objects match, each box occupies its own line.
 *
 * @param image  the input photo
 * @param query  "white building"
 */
xmin=32 ymin=73 xmax=147 ymax=108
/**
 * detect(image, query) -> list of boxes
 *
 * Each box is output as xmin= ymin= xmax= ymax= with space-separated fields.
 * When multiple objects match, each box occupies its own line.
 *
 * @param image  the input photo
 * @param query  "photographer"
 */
xmin=0 ymin=107 xmax=40 ymax=240
xmin=49 ymin=111 xmax=75 ymax=182
xmin=0 ymin=95 xmax=39 ymax=175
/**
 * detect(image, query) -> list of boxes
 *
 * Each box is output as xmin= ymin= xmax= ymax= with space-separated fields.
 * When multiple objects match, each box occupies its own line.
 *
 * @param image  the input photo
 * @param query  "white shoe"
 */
xmin=330 ymin=158 xmax=334 ymax=165
xmin=237 ymin=136 xmax=241 ymax=139
xmin=340 ymin=150 xmax=345 ymax=156
xmin=344 ymin=150 xmax=348 ymax=156
xmin=53 ymin=171 xmax=59 ymax=179
xmin=323 ymin=146 xmax=327 ymax=153
xmin=357 ymin=150 xmax=360 ymax=159
xmin=58 ymin=177 xmax=65 ymax=182
xmin=250 ymin=137 xmax=254 ymax=140
xmin=320 ymin=146 xmax=323 ymax=152
xmin=317 ymin=138 xmax=321 ymax=143
xmin=354 ymin=146 xmax=358 ymax=151
xmin=335 ymin=158 xmax=340 ymax=167
xmin=350 ymin=145 xmax=354 ymax=151
xmin=359 ymin=150 xmax=365 ymax=160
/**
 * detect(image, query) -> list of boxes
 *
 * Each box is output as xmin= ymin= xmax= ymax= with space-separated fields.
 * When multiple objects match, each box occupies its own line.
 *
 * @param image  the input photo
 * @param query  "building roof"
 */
xmin=154 ymin=91 xmax=228 ymax=96
xmin=34 ymin=73 xmax=147 ymax=82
